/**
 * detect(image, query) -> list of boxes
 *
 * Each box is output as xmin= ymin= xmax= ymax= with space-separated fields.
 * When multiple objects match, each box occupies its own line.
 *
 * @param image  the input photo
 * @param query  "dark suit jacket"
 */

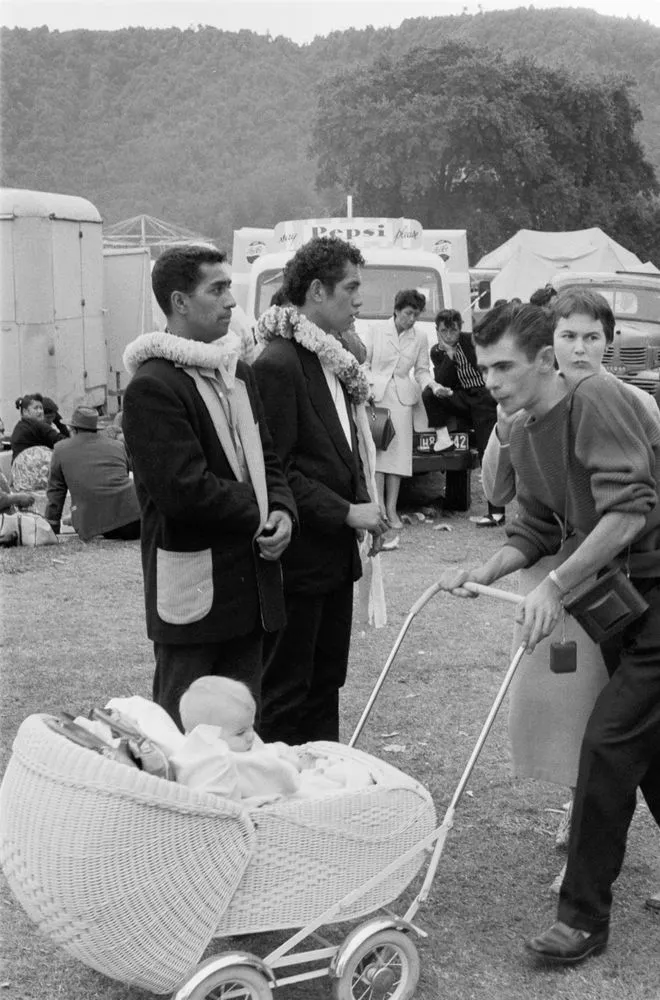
xmin=123 ymin=358 xmax=296 ymax=645
xmin=253 ymin=338 xmax=370 ymax=595
xmin=45 ymin=433 xmax=140 ymax=541
xmin=430 ymin=333 xmax=484 ymax=390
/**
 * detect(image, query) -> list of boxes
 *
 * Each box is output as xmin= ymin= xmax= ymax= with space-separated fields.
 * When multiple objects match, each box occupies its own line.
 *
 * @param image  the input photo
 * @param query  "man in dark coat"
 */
xmin=423 ymin=308 xmax=505 ymax=527
xmin=122 ymin=245 xmax=296 ymax=729
xmin=253 ymin=236 xmax=388 ymax=744
xmin=45 ymin=406 xmax=141 ymax=540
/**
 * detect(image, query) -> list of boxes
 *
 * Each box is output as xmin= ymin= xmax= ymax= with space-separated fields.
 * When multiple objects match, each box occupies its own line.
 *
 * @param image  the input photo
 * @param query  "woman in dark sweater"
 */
xmin=10 ymin=394 xmax=64 ymax=460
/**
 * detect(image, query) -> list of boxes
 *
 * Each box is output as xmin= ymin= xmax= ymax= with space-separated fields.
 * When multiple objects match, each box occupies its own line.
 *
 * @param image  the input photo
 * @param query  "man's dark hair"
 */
xmin=552 ymin=288 xmax=615 ymax=345
xmin=270 ymin=286 xmax=289 ymax=307
xmin=281 ymin=236 xmax=365 ymax=307
xmin=42 ymin=396 xmax=60 ymax=418
xmin=529 ymin=285 xmax=557 ymax=308
xmin=435 ymin=308 xmax=462 ymax=331
xmin=394 ymin=289 xmax=426 ymax=313
xmin=152 ymin=244 xmax=227 ymax=317
xmin=473 ymin=302 xmax=553 ymax=360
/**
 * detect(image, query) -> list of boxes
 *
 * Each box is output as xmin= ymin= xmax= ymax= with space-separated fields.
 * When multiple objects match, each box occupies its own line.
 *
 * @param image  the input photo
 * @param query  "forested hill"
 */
xmin=1 ymin=7 xmax=659 ymax=254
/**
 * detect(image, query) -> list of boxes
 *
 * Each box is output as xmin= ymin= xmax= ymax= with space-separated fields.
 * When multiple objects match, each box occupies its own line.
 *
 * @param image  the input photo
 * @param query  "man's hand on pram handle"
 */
xmin=435 ymin=565 xmax=492 ymax=598
xmin=436 ymin=564 xmax=562 ymax=653
xmin=515 ymin=576 xmax=563 ymax=653
xmin=437 ymin=546 xmax=528 ymax=600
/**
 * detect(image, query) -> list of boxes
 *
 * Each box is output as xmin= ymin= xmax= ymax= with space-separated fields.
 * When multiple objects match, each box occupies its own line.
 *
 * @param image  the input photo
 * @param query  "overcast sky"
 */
xmin=2 ymin=0 xmax=659 ymax=40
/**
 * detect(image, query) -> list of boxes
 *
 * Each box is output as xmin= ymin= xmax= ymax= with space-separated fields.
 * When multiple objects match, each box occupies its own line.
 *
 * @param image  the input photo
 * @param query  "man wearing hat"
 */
xmin=45 ymin=406 xmax=141 ymax=541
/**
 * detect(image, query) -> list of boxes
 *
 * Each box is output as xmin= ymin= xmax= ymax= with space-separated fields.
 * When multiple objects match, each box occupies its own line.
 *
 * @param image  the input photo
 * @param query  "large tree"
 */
xmin=311 ymin=43 xmax=660 ymax=262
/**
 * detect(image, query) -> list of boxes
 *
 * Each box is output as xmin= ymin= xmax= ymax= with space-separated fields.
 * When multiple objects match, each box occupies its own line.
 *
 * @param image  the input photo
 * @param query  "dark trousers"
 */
xmin=153 ymin=627 xmax=264 ymax=730
xmin=103 ymin=519 xmax=141 ymax=540
xmin=260 ymin=581 xmax=354 ymax=745
xmin=422 ymin=385 xmax=496 ymax=458
xmin=558 ymin=577 xmax=660 ymax=932
xmin=422 ymin=385 xmax=504 ymax=516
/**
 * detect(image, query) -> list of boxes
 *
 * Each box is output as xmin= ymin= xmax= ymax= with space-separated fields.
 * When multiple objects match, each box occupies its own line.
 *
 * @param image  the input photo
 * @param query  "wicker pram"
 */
xmin=1 ymin=582 xmax=526 ymax=999
xmin=0 ymin=713 xmax=436 ymax=995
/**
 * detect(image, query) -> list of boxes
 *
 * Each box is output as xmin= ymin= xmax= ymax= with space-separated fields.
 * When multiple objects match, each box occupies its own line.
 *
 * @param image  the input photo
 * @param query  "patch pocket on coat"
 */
xmin=156 ymin=548 xmax=213 ymax=625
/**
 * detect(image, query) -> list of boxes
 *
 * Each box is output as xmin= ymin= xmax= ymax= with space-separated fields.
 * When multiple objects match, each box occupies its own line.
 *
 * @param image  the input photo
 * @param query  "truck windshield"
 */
xmin=254 ymin=266 xmax=444 ymax=321
xmin=582 ymin=286 xmax=660 ymax=325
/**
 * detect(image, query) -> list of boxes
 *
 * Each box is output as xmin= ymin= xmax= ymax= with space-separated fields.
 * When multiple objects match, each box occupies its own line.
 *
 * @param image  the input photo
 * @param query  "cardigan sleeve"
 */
xmin=481 ymin=427 xmax=517 ymax=506
xmin=572 ymin=377 xmax=657 ymax=518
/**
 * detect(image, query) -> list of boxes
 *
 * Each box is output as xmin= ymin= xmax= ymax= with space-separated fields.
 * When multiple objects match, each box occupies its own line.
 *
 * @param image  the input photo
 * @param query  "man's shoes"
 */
xmin=471 ymin=513 xmax=505 ymax=528
xmin=645 ymin=892 xmax=660 ymax=912
xmin=524 ymin=921 xmax=608 ymax=963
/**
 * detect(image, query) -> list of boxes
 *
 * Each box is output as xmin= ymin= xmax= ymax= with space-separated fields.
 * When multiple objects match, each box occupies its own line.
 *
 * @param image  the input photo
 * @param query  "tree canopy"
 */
xmin=312 ymin=43 xmax=660 ymax=262
xmin=1 ymin=11 xmax=659 ymax=262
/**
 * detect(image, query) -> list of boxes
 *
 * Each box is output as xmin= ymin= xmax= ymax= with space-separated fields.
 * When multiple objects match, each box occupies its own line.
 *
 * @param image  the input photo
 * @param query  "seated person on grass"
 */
xmin=45 ymin=407 xmax=141 ymax=541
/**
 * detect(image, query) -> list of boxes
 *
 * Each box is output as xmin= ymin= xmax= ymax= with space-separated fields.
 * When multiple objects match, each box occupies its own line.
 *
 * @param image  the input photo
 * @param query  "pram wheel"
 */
xmin=183 ymin=963 xmax=272 ymax=999
xmin=333 ymin=928 xmax=420 ymax=1000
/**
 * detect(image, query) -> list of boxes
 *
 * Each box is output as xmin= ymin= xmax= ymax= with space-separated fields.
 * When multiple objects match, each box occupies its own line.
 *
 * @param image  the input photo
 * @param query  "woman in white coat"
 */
xmin=362 ymin=289 xmax=434 ymax=528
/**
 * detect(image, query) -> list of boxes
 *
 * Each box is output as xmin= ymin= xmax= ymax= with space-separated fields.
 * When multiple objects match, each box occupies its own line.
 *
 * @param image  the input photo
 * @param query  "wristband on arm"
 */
xmin=548 ymin=569 xmax=566 ymax=596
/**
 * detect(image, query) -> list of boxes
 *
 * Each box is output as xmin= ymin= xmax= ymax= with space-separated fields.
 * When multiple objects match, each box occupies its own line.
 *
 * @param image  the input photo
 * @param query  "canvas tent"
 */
xmin=475 ymin=228 xmax=646 ymax=302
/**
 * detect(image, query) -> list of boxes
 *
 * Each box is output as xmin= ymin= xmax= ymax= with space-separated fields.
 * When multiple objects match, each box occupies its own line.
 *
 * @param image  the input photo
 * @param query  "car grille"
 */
xmin=620 ymin=374 xmax=658 ymax=395
xmin=619 ymin=346 xmax=650 ymax=369
xmin=604 ymin=344 xmax=655 ymax=372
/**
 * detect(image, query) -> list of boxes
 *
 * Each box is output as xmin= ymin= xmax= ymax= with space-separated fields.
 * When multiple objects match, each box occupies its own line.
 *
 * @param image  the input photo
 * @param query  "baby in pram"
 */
xmin=106 ymin=677 xmax=374 ymax=807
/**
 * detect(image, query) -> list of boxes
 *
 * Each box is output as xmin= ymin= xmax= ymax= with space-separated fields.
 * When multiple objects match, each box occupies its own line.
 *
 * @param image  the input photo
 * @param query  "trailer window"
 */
xmin=254 ymin=266 xmax=445 ymax=321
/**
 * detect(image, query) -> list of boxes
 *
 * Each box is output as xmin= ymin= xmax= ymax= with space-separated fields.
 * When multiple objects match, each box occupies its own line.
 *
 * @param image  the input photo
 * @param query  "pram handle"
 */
xmin=349 ymin=579 xmax=522 ymax=748
xmin=463 ymin=581 xmax=523 ymax=604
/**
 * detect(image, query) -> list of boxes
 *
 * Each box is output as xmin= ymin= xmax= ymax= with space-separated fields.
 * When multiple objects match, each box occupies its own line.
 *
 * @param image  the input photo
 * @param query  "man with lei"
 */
xmin=254 ymin=236 xmax=388 ymax=744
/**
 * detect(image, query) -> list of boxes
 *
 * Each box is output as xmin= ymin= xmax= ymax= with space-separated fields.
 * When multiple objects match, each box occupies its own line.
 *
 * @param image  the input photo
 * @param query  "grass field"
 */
xmin=1 ymin=473 xmax=658 ymax=1000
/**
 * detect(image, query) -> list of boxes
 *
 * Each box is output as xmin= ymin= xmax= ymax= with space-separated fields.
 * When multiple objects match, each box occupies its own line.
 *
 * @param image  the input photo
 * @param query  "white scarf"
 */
xmin=124 ymin=331 xmax=268 ymax=535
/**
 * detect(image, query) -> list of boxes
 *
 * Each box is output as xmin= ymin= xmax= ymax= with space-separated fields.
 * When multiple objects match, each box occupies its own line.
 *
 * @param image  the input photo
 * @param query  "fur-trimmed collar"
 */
xmin=123 ymin=331 xmax=237 ymax=377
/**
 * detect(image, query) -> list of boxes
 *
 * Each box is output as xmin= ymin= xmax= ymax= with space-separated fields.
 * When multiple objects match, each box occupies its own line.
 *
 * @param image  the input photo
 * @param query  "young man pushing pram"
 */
xmin=436 ymin=302 xmax=660 ymax=963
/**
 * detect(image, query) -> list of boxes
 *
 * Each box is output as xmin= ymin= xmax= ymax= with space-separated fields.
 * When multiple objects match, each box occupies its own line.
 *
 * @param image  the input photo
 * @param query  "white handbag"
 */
xmin=16 ymin=512 xmax=58 ymax=547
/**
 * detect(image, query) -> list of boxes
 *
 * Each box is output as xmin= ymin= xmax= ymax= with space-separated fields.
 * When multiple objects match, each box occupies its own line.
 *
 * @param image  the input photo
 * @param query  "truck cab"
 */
xmin=247 ymin=245 xmax=449 ymax=349
xmin=553 ymin=270 xmax=660 ymax=394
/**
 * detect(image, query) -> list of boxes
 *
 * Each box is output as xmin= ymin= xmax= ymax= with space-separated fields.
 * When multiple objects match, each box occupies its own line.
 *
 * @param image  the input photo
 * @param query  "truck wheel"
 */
xmin=444 ymin=469 xmax=471 ymax=511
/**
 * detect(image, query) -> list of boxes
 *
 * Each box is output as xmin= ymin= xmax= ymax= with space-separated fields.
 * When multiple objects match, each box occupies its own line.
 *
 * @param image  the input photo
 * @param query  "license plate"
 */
xmin=417 ymin=432 xmax=436 ymax=451
xmin=416 ymin=431 xmax=469 ymax=452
